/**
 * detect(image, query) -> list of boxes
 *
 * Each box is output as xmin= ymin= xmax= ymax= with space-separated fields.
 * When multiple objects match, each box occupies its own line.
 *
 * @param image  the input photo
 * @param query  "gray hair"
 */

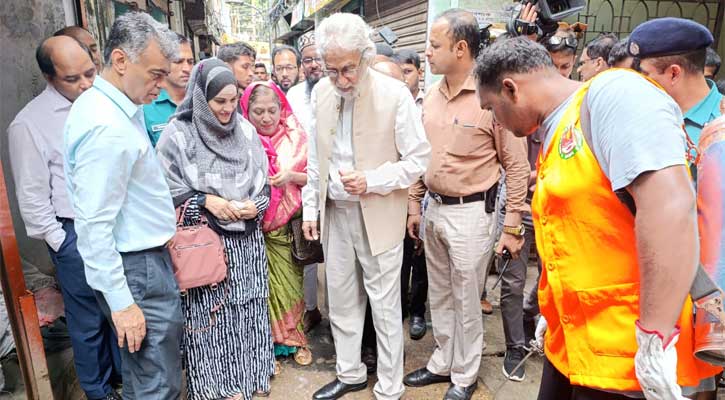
xmin=103 ymin=12 xmax=178 ymax=66
xmin=217 ymin=42 xmax=257 ymax=63
xmin=474 ymin=36 xmax=554 ymax=91
xmin=316 ymin=13 xmax=376 ymax=62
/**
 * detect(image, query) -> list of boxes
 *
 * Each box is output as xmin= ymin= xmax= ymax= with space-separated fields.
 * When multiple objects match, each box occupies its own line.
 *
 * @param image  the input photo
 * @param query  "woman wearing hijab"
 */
xmin=156 ymin=58 xmax=274 ymax=399
xmin=240 ymin=81 xmax=311 ymax=369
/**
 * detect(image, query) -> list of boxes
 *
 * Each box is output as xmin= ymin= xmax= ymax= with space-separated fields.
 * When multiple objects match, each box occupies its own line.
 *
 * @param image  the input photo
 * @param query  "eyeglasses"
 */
xmin=575 ymin=58 xmax=596 ymax=68
xmin=274 ymin=65 xmax=298 ymax=73
xmin=324 ymin=51 xmax=365 ymax=80
xmin=302 ymin=57 xmax=322 ymax=65
xmin=547 ymin=36 xmax=578 ymax=50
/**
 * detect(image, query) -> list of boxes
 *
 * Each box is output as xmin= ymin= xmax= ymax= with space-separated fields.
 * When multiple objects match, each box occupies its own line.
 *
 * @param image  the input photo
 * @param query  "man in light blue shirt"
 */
xmin=64 ymin=12 xmax=182 ymax=399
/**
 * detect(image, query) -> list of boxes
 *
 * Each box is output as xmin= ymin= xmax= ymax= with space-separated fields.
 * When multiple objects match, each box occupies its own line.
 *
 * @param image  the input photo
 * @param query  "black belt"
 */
xmin=430 ymin=191 xmax=487 ymax=205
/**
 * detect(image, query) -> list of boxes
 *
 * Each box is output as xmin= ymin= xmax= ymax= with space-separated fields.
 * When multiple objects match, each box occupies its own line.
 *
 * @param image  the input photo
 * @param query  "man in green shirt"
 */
xmin=143 ymin=33 xmax=194 ymax=146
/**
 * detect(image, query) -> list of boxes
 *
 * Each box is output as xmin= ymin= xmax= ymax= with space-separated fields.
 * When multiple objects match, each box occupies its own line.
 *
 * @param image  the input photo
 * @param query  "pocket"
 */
xmin=446 ymin=124 xmax=488 ymax=157
xmin=124 ymin=253 xmax=150 ymax=301
xmin=576 ymin=282 xmax=639 ymax=357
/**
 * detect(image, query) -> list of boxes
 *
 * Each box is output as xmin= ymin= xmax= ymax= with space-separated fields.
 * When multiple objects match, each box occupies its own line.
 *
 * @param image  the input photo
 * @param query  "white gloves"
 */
xmin=535 ymin=316 xmax=547 ymax=350
xmin=634 ymin=322 xmax=686 ymax=400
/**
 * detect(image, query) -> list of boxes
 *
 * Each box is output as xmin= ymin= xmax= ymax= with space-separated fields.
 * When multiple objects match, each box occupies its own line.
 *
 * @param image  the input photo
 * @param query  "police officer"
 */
xmin=630 ymin=18 xmax=722 ymax=147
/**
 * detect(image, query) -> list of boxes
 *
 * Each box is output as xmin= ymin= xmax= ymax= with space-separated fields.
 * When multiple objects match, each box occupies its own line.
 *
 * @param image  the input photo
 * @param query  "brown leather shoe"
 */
xmin=694 ymin=291 xmax=725 ymax=365
xmin=480 ymin=299 xmax=493 ymax=315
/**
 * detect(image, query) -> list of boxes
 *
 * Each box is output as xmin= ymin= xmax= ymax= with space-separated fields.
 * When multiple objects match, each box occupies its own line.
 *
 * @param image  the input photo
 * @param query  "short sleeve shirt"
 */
xmin=142 ymin=89 xmax=177 ymax=147
xmin=684 ymin=79 xmax=723 ymax=145
xmin=542 ymin=70 xmax=686 ymax=191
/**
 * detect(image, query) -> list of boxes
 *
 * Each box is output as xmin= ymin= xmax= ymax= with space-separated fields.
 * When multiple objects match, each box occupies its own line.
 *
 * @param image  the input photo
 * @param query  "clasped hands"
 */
xmin=204 ymin=195 xmax=257 ymax=221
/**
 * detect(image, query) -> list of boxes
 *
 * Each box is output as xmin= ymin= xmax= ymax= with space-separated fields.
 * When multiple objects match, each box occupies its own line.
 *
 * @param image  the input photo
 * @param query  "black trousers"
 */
xmin=537 ymin=357 xmax=633 ymax=400
xmin=400 ymin=234 xmax=428 ymax=319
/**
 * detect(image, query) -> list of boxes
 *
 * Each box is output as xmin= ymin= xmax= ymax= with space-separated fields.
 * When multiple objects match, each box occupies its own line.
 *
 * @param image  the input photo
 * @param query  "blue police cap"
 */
xmin=628 ymin=17 xmax=713 ymax=58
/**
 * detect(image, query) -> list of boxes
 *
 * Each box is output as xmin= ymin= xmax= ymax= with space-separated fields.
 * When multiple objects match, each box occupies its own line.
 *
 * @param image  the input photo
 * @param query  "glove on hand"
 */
xmin=634 ymin=321 xmax=686 ymax=400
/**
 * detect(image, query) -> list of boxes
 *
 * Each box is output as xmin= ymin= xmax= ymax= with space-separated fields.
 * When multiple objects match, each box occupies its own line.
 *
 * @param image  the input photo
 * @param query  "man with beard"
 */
xmin=143 ymin=33 xmax=193 ymax=146
xmin=272 ymin=45 xmax=301 ymax=93
xmin=286 ymin=31 xmax=325 ymax=333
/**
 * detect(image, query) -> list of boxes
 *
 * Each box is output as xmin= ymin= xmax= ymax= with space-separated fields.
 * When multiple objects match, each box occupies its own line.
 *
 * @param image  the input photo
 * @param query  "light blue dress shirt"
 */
xmin=64 ymin=76 xmax=176 ymax=312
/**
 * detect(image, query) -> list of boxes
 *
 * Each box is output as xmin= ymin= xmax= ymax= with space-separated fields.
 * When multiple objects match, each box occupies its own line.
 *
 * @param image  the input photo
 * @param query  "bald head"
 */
xmin=55 ymin=26 xmax=102 ymax=71
xmin=373 ymin=60 xmax=404 ymax=81
xmin=36 ymin=36 xmax=96 ymax=102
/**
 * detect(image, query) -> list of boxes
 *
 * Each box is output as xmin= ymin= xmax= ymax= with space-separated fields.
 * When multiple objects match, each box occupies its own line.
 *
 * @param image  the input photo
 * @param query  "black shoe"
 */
xmin=409 ymin=315 xmax=427 ymax=340
xmin=502 ymin=347 xmax=526 ymax=382
xmin=312 ymin=379 xmax=367 ymax=399
xmin=304 ymin=308 xmax=322 ymax=333
xmin=443 ymin=382 xmax=477 ymax=400
xmin=94 ymin=392 xmax=122 ymax=400
xmin=403 ymin=367 xmax=451 ymax=387
xmin=361 ymin=346 xmax=377 ymax=374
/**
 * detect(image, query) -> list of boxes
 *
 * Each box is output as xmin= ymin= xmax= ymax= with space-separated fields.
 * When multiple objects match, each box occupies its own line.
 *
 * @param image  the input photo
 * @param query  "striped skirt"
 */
xmin=182 ymin=232 xmax=275 ymax=400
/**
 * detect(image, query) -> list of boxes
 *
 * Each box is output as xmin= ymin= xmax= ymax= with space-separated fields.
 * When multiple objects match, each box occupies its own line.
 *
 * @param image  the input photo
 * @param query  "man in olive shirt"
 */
xmin=403 ymin=9 xmax=529 ymax=400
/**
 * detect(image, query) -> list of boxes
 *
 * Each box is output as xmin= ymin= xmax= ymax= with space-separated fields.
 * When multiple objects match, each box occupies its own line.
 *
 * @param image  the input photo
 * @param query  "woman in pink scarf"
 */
xmin=241 ymin=81 xmax=311 ymax=370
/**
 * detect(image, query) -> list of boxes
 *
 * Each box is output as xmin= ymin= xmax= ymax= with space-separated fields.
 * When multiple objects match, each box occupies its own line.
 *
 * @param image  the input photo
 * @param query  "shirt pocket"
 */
xmin=446 ymin=123 xmax=489 ymax=158
xmin=576 ymin=282 xmax=639 ymax=358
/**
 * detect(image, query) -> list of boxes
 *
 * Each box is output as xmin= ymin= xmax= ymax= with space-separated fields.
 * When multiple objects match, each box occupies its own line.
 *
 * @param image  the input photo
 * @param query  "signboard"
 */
xmin=304 ymin=0 xmax=333 ymax=16
xmin=291 ymin=0 xmax=305 ymax=27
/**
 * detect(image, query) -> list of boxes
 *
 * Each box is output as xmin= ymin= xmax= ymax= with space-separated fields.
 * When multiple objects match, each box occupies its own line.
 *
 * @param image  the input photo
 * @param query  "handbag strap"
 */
xmin=177 ymin=197 xmax=210 ymax=227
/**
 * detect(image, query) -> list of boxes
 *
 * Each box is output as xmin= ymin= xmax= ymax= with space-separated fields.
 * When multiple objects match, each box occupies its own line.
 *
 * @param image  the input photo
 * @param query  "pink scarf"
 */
xmin=241 ymin=82 xmax=308 ymax=233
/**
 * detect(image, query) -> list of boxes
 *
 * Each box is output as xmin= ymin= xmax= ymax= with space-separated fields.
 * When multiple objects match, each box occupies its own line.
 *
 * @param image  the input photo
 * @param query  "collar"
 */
xmin=44 ymin=84 xmax=73 ymax=112
xmin=684 ymin=79 xmax=723 ymax=128
xmin=93 ymin=75 xmax=142 ymax=119
xmin=415 ymin=88 xmax=425 ymax=104
xmin=152 ymin=89 xmax=174 ymax=105
xmin=439 ymin=73 xmax=476 ymax=101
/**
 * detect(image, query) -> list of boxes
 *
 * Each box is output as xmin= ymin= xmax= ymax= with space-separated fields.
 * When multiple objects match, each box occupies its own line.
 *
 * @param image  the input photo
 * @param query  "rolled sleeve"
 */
xmin=302 ymin=90 xmax=320 ymax=221
xmin=493 ymin=123 xmax=529 ymax=214
xmin=68 ymin=126 xmax=137 ymax=312
xmin=364 ymin=86 xmax=431 ymax=195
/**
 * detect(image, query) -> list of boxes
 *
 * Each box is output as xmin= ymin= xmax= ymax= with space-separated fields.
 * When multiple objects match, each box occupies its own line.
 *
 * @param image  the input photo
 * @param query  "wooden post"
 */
xmin=0 ymin=162 xmax=53 ymax=399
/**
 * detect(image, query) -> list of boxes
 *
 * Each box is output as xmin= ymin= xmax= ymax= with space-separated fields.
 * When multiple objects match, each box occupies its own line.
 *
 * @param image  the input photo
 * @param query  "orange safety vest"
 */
xmin=532 ymin=69 xmax=721 ymax=391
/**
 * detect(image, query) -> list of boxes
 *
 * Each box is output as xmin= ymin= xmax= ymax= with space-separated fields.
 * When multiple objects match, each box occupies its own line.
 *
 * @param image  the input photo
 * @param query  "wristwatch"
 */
xmin=502 ymin=224 xmax=526 ymax=237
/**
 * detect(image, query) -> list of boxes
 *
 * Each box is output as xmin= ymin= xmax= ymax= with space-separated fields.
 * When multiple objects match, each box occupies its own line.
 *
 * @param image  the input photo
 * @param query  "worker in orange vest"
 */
xmin=474 ymin=37 xmax=722 ymax=399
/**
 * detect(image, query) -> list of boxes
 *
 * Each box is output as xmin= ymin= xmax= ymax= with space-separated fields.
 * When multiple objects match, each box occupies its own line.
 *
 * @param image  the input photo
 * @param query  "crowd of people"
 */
xmin=4 ymin=5 xmax=725 ymax=400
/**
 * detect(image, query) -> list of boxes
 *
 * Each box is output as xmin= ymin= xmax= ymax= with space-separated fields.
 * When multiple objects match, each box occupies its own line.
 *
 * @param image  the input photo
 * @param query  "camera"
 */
xmin=506 ymin=0 xmax=586 ymax=38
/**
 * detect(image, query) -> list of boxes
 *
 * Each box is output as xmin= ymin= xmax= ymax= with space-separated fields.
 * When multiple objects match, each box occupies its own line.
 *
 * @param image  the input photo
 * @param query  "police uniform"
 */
xmin=628 ymin=17 xmax=723 ymax=146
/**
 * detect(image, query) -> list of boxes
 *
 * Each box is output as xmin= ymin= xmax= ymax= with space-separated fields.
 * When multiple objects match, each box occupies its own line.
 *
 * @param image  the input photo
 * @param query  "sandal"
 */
xmin=294 ymin=347 xmax=313 ymax=366
xmin=274 ymin=360 xmax=282 ymax=376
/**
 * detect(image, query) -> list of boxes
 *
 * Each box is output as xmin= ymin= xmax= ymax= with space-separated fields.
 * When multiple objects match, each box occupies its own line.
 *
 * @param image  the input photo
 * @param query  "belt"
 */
xmin=430 ymin=191 xmax=487 ymax=205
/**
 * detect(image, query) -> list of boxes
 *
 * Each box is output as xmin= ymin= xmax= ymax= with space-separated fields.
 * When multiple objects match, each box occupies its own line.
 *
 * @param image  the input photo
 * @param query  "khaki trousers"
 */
xmin=424 ymin=199 xmax=496 ymax=387
xmin=324 ymin=200 xmax=405 ymax=400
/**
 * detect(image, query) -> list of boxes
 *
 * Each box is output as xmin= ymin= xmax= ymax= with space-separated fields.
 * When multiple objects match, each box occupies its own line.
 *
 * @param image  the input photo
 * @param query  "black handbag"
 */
xmin=289 ymin=217 xmax=324 ymax=266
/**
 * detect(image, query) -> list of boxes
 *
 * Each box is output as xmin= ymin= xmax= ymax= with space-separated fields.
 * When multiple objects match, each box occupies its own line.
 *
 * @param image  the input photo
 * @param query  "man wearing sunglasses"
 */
xmin=301 ymin=13 xmax=430 ymax=400
xmin=577 ymin=34 xmax=617 ymax=81
xmin=543 ymin=30 xmax=579 ymax=78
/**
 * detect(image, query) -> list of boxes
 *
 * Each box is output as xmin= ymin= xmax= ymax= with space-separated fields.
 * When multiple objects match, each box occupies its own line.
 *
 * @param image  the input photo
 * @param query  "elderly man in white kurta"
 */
xmin=301 ymin=13 xmax=431 ymax=400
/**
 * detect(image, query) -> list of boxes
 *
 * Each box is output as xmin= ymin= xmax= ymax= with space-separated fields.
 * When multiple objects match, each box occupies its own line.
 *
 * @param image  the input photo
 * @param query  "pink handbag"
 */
xmin=167 ymin=201 xmax=227 ymax=291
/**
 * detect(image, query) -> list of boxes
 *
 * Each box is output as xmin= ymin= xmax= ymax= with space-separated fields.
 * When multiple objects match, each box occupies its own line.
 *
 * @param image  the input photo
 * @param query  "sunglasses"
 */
xmin=547 ymin=36 xmax=578 ymax=50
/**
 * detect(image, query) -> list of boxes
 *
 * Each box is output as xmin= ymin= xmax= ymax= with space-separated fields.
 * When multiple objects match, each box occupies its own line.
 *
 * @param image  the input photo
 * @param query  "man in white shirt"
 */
xmin=302 ymin=13 xmax=430 ymax=400
xmin=286 ymin=30 xmax=325 ymax=332
xmin=7 ymin=35 xmax=121 ymax=400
